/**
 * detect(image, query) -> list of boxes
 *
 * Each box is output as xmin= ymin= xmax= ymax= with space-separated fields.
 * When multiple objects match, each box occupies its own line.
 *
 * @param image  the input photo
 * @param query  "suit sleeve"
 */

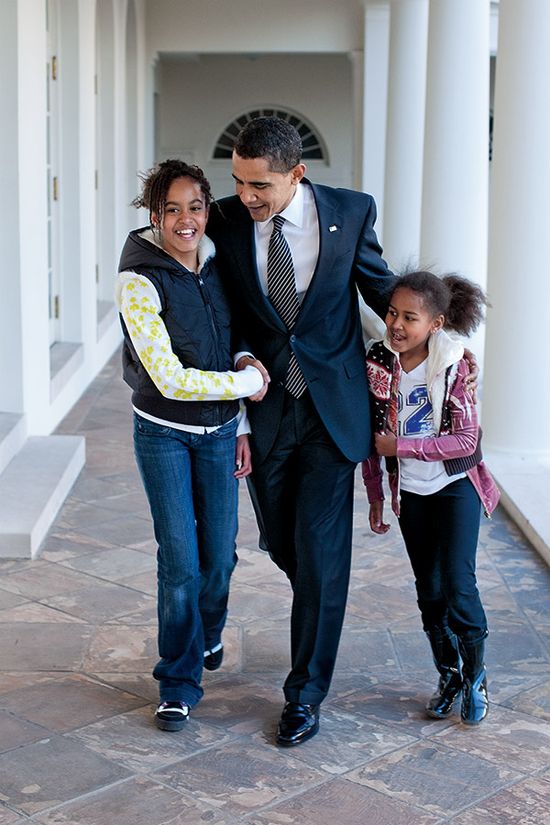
xmin=353 ymin=196 xmax=397 ymax=320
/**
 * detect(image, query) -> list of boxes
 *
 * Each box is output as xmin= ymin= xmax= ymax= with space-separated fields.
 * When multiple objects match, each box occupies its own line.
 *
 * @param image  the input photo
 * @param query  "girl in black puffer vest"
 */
xmin=116 ymin=160 xmax=266 ymax=731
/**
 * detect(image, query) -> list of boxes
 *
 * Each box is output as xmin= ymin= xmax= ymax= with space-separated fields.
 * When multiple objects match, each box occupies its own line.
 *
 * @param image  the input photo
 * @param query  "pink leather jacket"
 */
xmin=361 ymin=334 xmax=500 ymax=518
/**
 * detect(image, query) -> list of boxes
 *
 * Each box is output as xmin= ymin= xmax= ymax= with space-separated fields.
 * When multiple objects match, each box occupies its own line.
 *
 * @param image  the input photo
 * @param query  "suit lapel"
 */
xmin=295 ymin=182 xmax=343 ymax=325
xmin=228 ymin=204 xmax=287 ymax=333
xmin=218 ymin=187 xmax=343 ymax=333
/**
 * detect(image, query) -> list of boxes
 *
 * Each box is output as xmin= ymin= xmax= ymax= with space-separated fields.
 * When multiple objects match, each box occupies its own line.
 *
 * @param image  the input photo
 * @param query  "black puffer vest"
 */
xmin=118 ymin=228 xmax=239 ymax=427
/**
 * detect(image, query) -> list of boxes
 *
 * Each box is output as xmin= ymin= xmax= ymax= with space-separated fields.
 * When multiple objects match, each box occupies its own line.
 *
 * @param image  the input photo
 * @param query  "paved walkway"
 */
xmin=1 ymin=352 xmax=550 ymax=825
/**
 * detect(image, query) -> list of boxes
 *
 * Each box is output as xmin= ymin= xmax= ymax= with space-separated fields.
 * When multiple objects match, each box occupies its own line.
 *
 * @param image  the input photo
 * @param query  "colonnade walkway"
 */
xmin=1 ymin=352 xmax=550 ymax=825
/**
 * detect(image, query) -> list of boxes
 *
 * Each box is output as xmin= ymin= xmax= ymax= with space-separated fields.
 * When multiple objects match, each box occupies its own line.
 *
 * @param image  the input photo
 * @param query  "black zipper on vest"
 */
xmin=196 ymin=271 xmax=224 ymax=426
xmin=195 ymin=273 xmax=221 ymax=368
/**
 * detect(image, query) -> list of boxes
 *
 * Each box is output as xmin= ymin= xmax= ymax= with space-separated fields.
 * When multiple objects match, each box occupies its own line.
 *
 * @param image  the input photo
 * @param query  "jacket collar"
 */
xmin=217 ymin=181 xmax=346 ymax=332
xmin=381 ymin=328 xmax=463 ymax=432
xmin=382 ymin=328 xmax=463 ymax=389
xmin=139 ymin=227 xmax=216 ymax=273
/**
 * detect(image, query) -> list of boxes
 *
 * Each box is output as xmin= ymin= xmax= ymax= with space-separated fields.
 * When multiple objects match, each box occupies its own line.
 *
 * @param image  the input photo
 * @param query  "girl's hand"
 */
xmin=234 ymin=435 xmax=252 ymax=478
xmin=369 ymin=501 xmax=390 ymax=534
xmin=375 ymin=431 xmax=397 ymax=456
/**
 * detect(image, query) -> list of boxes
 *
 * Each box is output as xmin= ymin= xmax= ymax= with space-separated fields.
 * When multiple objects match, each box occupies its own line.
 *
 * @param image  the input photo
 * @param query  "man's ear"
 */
xmin=290 ymin=163 xmax=307 ymax=185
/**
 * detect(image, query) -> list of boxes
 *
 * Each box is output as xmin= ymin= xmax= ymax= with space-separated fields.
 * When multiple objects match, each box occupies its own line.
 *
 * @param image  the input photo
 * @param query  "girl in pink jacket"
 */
xmin=362 ymin=270 xmax=499 ymax=726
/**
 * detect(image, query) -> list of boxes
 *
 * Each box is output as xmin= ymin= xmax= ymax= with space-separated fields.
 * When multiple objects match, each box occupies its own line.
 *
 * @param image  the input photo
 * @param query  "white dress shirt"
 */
xmin=254 ymin=182 xmax=320 ymax=303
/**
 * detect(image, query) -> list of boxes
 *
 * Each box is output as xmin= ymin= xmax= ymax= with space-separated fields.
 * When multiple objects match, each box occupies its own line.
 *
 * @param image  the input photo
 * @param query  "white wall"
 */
xmin=0 ymin=0 xmax=148 ymax=437
xmin=146 ymin=0 xmax=364 ymax=56
xmin=155 ymin=53 xmax=355 ymax=198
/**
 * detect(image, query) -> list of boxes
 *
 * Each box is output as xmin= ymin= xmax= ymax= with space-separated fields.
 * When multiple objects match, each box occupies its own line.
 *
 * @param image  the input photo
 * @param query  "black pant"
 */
xmin=399 ymin=477 xmax=487 ymax=639
xmin=247 ymin=391 xmax=356 ymax=705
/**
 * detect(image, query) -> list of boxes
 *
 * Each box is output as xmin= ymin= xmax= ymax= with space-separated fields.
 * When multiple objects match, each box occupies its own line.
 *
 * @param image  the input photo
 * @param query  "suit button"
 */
xmin=290 ymin=334 xmax=296 ymax=342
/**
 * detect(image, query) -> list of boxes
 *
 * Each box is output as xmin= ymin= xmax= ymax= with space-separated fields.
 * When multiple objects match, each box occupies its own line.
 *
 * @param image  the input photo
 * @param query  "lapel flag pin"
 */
xmin=329 ymin=225 xmax=338 ymax=232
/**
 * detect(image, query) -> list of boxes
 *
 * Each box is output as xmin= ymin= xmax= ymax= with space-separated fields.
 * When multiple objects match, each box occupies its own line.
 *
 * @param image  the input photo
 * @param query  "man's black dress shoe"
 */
xmin=276 ymin=702 xmax=319 ymax=746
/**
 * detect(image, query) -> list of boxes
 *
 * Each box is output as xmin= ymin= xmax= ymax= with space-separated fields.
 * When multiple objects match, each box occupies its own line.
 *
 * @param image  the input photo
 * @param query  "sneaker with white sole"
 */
xmin=155 ymin=700 xmax=190 ymax=731
xmin=203 ymin=643 xmax=224 ymax=671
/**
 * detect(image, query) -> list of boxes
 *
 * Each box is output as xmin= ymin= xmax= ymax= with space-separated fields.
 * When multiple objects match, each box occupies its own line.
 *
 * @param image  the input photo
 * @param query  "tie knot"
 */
xmin=272 ymin=215 xmax=285 ymax=234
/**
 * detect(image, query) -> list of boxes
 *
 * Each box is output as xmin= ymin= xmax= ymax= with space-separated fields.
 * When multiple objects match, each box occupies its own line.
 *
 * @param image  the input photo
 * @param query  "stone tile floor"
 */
xmin=1 ymin=352 xmax=550 ymax=824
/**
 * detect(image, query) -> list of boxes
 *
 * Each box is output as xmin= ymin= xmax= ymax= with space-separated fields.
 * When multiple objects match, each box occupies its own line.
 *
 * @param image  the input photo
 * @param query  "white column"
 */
xmin=78 ymin=0 xmax=99 ymax=358
xmin=134 ymin=0 xmax=148 ymax=172
xmin=361 ymin=1 xmax=390 ymax=242
xmin=350 ymin=50 xmax=364 ymax=191
xmin=18 ymin=0 xmax=51 ymax=434
xmin=95 ymin=0 xmax=117 ymax=305
xmin=0 ymin=0 xmax=23 ymax=413
xmin=59 ymin=0 xmax=82 ymax=345
xmin=483 ymin=0 xmax=550 ymax=455
xmin=383 ymin=0 xmax=429 ymax=271
xmin=114 ymin=0 xmax=129 ymax=257
xmin=420 ymin=0 xmax=490 ymax=363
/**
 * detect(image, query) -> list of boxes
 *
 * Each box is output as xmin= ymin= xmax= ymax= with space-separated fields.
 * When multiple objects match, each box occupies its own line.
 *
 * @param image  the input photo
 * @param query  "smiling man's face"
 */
xmin=231 ymin=152 xmax=306 ymax=222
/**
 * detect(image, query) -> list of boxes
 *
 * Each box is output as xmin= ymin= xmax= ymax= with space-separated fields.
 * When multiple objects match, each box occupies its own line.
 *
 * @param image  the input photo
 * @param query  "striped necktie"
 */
xmin=266 ymin=215 xmax=307 ymax=398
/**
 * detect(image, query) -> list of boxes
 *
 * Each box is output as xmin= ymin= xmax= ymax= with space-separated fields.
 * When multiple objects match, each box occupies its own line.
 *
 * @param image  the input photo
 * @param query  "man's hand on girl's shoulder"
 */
xmin=463 ymin=347 xmax=479 ymax=402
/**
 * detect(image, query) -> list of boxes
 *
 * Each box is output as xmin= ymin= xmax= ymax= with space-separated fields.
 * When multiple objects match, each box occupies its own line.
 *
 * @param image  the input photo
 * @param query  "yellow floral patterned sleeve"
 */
xmin=115 ymin=271 xmax=263 ymax=401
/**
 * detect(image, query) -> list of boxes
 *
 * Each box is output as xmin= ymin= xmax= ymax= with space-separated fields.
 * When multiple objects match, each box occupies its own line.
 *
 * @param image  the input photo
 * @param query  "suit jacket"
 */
xmin=207 ymin=180 xmax=396 ymax=463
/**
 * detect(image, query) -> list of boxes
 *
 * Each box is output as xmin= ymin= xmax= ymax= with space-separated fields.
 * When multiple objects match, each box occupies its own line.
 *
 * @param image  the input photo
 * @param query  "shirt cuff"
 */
xmin=234 ymin=351 xmax=255 ymax=368
xmin=236 ymin=403 xmax=251 ymax=436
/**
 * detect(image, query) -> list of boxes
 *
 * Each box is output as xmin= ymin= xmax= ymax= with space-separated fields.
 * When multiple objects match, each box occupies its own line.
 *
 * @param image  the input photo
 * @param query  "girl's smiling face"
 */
xmin=152 ymin=176 xmax=208 ymax=269
xmin=386 ymin=287 xmax=444 ymax=363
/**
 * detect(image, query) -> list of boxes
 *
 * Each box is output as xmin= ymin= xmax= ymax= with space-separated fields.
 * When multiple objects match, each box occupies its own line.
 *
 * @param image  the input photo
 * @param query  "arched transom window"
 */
xmin=213 ymin=108 xmax=327 ymax=162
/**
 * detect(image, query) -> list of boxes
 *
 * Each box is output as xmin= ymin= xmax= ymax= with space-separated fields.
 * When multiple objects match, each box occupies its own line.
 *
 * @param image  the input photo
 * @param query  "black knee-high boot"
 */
xmin=425 ymin=626 xmax=463 ymax=719
xmin=457 ymin=632 xmax=489 ymax=725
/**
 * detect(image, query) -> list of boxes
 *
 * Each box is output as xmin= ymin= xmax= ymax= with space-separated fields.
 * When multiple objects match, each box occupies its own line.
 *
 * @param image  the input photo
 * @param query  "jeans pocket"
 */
xmin=134 ymin=414 xmax=171 ymax=436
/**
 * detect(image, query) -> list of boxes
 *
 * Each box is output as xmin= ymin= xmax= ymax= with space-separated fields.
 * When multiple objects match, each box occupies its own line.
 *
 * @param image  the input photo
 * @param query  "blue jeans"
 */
xmin=398 ymin=476 xmax=487 ymax=639
xmin=133 ymin=413 xmax=239 ymax=706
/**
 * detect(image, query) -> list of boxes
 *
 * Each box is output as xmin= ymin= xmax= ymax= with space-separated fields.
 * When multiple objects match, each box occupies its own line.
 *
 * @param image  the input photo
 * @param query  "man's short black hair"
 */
xmin=233 ymin=117 xmax=303 ymax=173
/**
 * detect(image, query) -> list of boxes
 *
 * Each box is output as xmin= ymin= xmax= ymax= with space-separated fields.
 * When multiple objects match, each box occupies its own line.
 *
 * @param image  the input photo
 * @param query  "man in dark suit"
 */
xmin=207 ymin=116 xmax=396 ymax=746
